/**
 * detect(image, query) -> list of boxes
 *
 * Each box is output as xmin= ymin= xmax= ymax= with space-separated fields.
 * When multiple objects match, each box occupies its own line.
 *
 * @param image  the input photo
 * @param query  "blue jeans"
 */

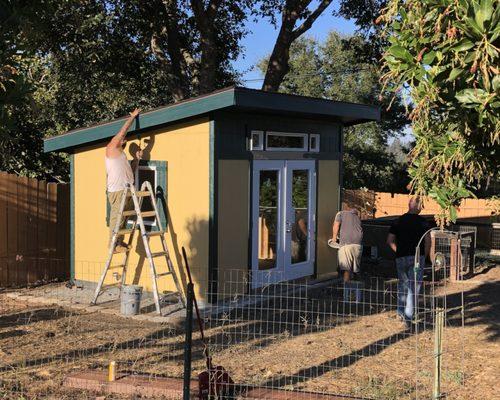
xmin=396 ymin=255 xmax=424 ymax=321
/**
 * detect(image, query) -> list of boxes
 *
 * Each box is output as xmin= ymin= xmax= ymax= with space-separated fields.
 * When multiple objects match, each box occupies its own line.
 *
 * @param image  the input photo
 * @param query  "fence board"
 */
xmin=17 ymin=176 xmax=29 ymax=286
xmin=0 ymin=173 xmax=70 ymax=287
xmin=7 ymin=174 xmax=18 ymax=285
xmin=48 ymin=183 xmax=58 ymax=281
xmin=27 ymin=177 xmax=39 ymax=284
xmin=0 ymin=172 xmax=7 ymax=283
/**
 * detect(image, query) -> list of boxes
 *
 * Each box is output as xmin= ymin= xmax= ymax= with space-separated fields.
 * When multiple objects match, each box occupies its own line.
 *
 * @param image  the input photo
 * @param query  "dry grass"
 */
xmin=0 ymin=265 xmax=498 ymax=399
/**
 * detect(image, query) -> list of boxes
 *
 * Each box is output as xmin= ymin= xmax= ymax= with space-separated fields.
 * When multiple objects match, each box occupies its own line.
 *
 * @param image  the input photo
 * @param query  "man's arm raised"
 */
xmin=106 ymin=108 xmax=141 ymax=158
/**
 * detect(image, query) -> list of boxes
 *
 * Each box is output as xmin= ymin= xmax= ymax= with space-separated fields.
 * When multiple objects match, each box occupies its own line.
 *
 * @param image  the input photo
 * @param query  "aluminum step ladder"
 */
xmin=91 ymin=181 xmax=185 ymax=315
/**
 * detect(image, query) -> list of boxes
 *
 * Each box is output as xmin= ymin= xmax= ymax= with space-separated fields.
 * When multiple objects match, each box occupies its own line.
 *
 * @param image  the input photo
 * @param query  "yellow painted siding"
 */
xmin=73 ymin=118 xmax=210 ymax=300
xmin=217 ymin=160 xmax=250 ymax=296
xmin=316 ymin=160 xmax=340 ymax=278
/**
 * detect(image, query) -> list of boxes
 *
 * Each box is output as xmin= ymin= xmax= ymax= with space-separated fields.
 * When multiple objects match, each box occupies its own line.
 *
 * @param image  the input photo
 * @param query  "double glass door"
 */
xmin=251 ymin=160 xmax=316 ymax=288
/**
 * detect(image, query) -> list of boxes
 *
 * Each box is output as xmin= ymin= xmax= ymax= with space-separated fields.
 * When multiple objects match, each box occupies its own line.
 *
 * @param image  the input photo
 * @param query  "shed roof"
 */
xmin=44 ymin=86 xmax=380 ymax=152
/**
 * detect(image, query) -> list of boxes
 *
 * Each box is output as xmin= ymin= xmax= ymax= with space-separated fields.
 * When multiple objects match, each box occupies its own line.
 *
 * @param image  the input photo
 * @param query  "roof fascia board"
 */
xmin=44 ymin=88 xmax=236 ymax=152
xmin=233 ymin=88 xmax=380 ymax=122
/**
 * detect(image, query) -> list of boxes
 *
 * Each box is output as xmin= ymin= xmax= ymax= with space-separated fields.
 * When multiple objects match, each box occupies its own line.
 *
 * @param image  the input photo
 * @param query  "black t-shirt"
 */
xmin=389 ymin=213 xmax=429 ymax=258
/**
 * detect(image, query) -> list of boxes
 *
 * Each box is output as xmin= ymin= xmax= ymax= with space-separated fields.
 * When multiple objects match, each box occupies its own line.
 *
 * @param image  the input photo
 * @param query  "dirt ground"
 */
xmin=0 ymin=263 xmax=498 ymax=400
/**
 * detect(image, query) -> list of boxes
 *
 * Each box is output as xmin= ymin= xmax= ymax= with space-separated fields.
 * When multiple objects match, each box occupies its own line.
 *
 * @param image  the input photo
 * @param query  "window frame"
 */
xmin=265 ymin=131 xmax=309 ymax=152
xmin=250 ymin=130 xmax=264 ymax=151
xmin=134 ymin=164 xmax=158 ymax=227
xmin=309 ymin=134 xmax=320 ymax=153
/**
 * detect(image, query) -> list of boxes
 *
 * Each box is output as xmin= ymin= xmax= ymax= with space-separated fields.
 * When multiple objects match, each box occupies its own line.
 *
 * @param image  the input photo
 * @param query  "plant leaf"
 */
xmin=448 ymin=68 xmax=464 ymax=81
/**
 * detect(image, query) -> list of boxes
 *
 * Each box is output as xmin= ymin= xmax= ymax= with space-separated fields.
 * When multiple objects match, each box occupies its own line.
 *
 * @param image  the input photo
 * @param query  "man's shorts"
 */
xmin=338 ymin=244 xmax=363 ymax=273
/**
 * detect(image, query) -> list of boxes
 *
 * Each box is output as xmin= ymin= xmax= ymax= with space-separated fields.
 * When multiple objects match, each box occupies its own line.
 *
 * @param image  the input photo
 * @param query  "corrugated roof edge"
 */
xmin=44 ymin=86 xmax=380 ymax=153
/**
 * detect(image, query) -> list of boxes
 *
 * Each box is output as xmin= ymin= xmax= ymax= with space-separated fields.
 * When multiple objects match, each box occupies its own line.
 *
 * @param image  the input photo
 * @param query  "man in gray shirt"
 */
xmin=330 ymin=206 xmax=363 ymax=282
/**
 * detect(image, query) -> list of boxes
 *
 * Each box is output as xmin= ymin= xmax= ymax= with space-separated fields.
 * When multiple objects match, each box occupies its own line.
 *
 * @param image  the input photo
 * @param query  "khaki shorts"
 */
xmin=338 ymin=244 xmax=363 ymax=273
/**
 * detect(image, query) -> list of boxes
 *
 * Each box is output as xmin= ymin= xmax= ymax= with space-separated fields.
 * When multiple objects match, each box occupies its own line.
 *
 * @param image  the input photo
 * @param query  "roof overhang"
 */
xmin=44 ymin=86 xmax=380 ymax=153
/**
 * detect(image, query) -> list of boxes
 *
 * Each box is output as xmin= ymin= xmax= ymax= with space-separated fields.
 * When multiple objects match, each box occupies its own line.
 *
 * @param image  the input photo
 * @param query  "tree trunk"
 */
xmin=262 ymin=0 xmax=333 ymax=92
xmin=262 ymin=24 xmax=294 ymax=92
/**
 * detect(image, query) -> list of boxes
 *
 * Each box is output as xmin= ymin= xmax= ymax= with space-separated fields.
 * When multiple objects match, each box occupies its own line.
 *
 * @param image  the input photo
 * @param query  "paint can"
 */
xmin=121 ymin=285 xmax=143 ymax=315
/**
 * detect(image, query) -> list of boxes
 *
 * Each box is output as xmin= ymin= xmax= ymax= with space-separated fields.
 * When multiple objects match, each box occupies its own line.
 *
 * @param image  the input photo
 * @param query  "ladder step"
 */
xmin=156 ymin=272 xmax=172 ymax=278
xmin=122 ymin=210 xmax=137 ymax=217
xmin=140 ymin=211 xmax=157 ymax=218
xmin=127 ymin=191 xmax=150 ymax=197
xmin=117 ymin=229 xmax=134 ymax=235
xmin=150 ymin=251 xmax=168 ymax=258
xmin=122 ymin=210 xmax=156 ymax=218
xmin=146 ymin=230 xmax=165 ymax=237
xmin=108 ymin=265 xmax=125 ymax=270
xmin=101 ymin=282 xmax=121 ymax=289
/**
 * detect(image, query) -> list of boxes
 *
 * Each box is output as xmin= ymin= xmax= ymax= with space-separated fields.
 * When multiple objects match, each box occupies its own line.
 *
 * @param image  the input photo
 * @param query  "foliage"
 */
xmin=380 ymin=0 xmax=499 ymax=225
xmin=0 ymin=1 xmax=67 ymax=180
xmin=260 ymin=32 xmax=410 ymax=192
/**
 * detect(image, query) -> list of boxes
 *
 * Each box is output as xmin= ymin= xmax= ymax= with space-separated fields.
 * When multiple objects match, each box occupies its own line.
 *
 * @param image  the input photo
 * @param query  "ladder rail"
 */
xmin=91 ymin=180 xmax=186 ymax=316
xmin=131 ymin=181 xmax=163 ymax=313
xmin=91 ymin=186 xmax=131 ymax=304
xmin=141 ymin=181 xmax=186 ymax=309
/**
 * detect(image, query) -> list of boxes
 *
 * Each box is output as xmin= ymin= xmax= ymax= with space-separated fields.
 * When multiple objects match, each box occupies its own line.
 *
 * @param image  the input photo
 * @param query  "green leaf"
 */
xmin=449 ymin=206 xmax=458 ymax=222
xmin=467 ymin=16 xmax=485 ymax=35
xmin=388 ymin=45 xmax=413 ymax=63
xmin=475 ymin=0 xmax=493 ymax=30
xmin=447 ymin=68 xmax=464 ymax=81
xmin=450 ymin=39 xmax=475 ymax=52
xmin=455 ymin=88 xmax=488 ymax=104
xmin=422 ymin=51 xmax=436 ymax=65
xmin=493 ymin=75 xmax=500 ymax=92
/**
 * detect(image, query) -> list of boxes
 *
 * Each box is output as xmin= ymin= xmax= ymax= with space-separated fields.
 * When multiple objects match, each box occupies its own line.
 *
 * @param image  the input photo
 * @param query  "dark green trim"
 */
xmin=314 ymin=159 xmax=319 ymax=278
xmin=208 ymin=119 xmax=218 ymax=303
xmin=251 ymin=151 xmax=340 ymax=160
xmin=70 ymin=154 xmax=75 ymax=283
xmin=44 ymin=89 xmax=235 ymax=152
xmin=44 ymin=87 xmax=380 ymax=153
xmin=234 ymin=88 xmax=380 ymax=123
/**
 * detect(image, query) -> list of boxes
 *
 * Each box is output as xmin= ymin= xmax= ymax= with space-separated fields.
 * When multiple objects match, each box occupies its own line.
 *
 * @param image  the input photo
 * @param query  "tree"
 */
xmin=260 ymin=32 xmax=410 ymax=192
xmin=381 ymin=0 xmax=499 ymax=225
xmin=259 ymin=0 xmax=334 ymax=91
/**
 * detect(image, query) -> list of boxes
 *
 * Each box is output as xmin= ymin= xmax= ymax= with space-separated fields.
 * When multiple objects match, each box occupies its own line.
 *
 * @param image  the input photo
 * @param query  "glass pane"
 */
xmin=267 ymin=134 xmax=305 ymax=150
xmin=291 ymin=170 xmax=309 ymax=264
xmin=138 ymin=168 xmax=156 ymax=224
xmin=258 ymin=170 xmax=279 ymax=270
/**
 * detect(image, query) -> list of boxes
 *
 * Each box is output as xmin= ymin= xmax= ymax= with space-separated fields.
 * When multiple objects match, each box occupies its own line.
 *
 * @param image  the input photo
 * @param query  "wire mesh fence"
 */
xmin=0 ymin=230 xmax=485 ymax=399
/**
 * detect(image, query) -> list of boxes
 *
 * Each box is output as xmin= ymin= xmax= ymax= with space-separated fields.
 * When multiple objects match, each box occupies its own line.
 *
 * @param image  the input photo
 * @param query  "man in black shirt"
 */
xmin=387 ymin=197 xmax=431 ymax=327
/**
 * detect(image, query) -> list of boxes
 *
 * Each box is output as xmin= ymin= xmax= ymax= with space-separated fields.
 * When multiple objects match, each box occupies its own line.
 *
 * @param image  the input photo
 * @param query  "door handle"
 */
xmin=286 ymin=220 xmax=292 ymax=233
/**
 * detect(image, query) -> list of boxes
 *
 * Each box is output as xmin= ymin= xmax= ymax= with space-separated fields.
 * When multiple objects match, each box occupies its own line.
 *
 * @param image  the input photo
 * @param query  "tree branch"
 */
xmin=292 ymin=0 xmax=333 ymax=39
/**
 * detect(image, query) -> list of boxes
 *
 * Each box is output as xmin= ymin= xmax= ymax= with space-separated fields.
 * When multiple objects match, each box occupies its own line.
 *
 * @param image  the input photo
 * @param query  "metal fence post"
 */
xmin=433 ymin=307 xmax=444 ymax=399
xmin=183 ymin=283 xmax=194 ymax=400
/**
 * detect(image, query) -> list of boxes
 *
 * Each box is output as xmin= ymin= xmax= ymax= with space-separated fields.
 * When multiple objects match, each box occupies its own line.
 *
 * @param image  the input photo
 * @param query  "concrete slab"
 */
xmin=8 ymin=282 xmax=186 ymax=324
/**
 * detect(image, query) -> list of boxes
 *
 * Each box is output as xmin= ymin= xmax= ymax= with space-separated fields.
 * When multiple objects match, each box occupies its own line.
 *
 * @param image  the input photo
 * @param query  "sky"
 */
xmin=234 ymin=3 xmax=358 ymax=89
xmin=233 ymin=4 xmax=413 ymax=142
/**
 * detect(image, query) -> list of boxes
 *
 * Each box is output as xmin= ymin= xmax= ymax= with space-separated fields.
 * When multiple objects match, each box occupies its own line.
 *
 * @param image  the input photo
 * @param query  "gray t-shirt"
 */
xmin=335 ymin=210 xmax=363 ymax=246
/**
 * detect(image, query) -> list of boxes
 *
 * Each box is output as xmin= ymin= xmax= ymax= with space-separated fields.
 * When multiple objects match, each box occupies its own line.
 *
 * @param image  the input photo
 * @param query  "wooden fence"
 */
xmin=343 ymin=189 xmax=495 ymax=220
xmin=0 ymin=172 xmax=70 ymax=287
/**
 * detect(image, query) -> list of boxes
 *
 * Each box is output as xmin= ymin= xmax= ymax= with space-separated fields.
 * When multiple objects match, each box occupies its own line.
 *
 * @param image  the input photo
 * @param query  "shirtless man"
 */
xmin=105 ymin=108 xmax=142 ymax=252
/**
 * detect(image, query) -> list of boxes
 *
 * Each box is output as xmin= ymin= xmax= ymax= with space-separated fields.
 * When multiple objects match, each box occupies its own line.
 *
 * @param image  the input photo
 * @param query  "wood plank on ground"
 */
xmin=63 ymin=371 xmax=361 ymax=400
xmin=64 ymin=371 xmax=196 ymax=398
xmin=244 ymin=388 xmax=362 ymax=400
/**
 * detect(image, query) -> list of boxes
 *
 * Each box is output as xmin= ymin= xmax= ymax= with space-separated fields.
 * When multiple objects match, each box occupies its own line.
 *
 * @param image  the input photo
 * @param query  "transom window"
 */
xmin=250 ymin=131 xmax=319 ymax=152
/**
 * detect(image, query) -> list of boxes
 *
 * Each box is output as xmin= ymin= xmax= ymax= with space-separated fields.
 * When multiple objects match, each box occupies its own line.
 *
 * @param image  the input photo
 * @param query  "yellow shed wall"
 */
xmin=217 ymin=160 xmax=250 ymax=295
xmin=73 ymin=118 xmax=210 ymax=300
xmin=316 ymin=160 xmax=340 ymax=278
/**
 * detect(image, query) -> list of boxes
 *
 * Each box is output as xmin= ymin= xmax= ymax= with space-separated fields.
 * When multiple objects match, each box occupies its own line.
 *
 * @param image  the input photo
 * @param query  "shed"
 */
xmin=44 ymin=86 xmax=380 ymax=303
